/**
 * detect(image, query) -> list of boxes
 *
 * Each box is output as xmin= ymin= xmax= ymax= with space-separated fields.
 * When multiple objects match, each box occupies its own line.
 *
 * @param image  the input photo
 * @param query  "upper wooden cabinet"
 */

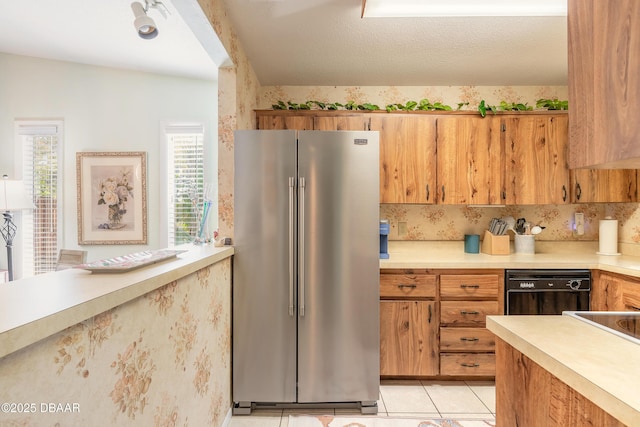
xmin=313 ymin=114 xmax=370 ymax=131
xmin=257 ymin=113 xmax=314 ymax=130
xmin=568 ymin=0 xmax=640 ymax=168
xmin=255 ymin=110 xmax=637 ymax=204
xmin=370 ymin=114 xmax=437 ymax=204
xmin=571 ymin=169 xmax=637 ymax=203
xmin=503 ymin=114 xmax=570 ymax=205
xmin=436 ymin=115 xmax=504 ymax=205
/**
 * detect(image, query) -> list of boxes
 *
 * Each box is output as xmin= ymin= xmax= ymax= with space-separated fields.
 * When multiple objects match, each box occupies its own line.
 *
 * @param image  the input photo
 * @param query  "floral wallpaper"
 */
xmin=380 ymin=203 xmax=640 ymax=244
xmin=0 ymin=258 xmax=231 ymax=426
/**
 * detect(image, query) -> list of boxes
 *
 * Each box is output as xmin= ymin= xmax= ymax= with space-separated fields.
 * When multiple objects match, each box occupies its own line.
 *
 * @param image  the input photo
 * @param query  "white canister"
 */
xmin=514 ymin=234 xmax=535 ymax=254
xmin=598 ymin=217 xmax=620 ymax=255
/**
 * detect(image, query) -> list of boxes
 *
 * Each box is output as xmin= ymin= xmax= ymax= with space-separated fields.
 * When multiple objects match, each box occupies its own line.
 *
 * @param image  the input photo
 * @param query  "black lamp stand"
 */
xmin=1 ymin=211 xmax=16 ymax=282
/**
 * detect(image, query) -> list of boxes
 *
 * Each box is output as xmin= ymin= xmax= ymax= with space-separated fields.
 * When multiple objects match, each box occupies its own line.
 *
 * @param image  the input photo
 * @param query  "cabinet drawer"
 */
xmin=381 ymin=274 xmax=437 ymax=298
xmin=440 ymin=274 xmax=499 ymax=299
xmin=440 ymin=327 xmax=495 ymax=351
xmin=440 ymin=301 xmax=500 ymax=326
xmin=440 ymin=353 xmax=495 ymax=376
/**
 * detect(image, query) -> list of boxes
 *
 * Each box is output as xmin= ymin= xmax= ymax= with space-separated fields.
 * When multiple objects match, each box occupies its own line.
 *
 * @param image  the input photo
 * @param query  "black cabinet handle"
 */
xmin=460 ymin=284 xmax=480 ymax=289
xmin=562 ymin=184 xmax=567 ymax=202
xmin=461 ymin=363 xmax=480 ymax=368
xmin=428 ymin=304 xmax=432 ymax=323
xmin=441 ymin=185 xmax=445 ymax=202
xmin=397 ymin=284 xmax=417 ymax=289
xmin=460 ymin=310 xmax=480 ymax=315
xmin=460 ymin=337 xmax=480 ymax=342
xmin=576 ymin=183 xmax=582 ymax=201
xmin=426 ymin=185 xmax=430 ymax=201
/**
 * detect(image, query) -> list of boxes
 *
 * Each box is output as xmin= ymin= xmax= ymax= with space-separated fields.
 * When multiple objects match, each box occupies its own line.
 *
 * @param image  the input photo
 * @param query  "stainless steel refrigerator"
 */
xmin=233 ymin=130 xmax=380 ymax=414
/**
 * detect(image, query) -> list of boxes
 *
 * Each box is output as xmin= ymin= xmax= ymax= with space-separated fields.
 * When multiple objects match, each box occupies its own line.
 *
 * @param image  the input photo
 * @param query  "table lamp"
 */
xmin=0 ymin=175 xmax=35 ymax=281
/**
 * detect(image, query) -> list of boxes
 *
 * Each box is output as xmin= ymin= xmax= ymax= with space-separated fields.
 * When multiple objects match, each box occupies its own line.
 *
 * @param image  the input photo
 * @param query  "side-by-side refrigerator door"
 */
xmin=297 ymin=130 xmax=380 ymax=403
xmin=233 ymin=130 xmax=297 ymax=405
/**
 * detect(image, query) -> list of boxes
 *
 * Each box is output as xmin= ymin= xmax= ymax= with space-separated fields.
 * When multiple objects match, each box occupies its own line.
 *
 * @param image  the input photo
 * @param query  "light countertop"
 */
xmin=381 ymin=241 xmax=640 ymax=278
xmin=487 ymin=315 xmax=640 ymax=426
xmin=0 ymin=245 xmax=234 ymax=359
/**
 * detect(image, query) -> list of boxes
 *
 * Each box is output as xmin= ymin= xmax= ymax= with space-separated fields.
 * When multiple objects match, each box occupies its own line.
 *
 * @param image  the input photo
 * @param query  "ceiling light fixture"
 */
xmin=361 ymin=0 xmax=567 ymax=18
xmin=131 ymin=0 xmax=169 ymax=39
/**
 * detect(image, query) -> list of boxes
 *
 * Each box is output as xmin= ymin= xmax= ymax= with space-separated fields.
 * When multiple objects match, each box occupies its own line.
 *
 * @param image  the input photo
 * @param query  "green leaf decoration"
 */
xmin=272 ymin=100 xmax=288 ymax=110
xmin=359 ymin=103 xmax=380 ymax=111
xmin=478 ymin=100 xmax=487 ymax=117
xmin=536 ymin=98 xmax=569 ymax=110
xmin=268 ymin=98 xmax=568 ymax=115
xmin=311 ymin=100 xmax=326 ymax=110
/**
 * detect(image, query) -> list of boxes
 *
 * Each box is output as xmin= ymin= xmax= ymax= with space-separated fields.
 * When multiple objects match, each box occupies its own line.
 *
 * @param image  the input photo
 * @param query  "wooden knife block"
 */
xmin=481 ymin=230 xmax=510 ymax=255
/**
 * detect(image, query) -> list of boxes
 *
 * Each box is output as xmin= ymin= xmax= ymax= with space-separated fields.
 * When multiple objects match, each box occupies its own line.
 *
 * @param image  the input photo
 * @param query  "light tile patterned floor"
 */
xmin=229 ymin=380 xmax=496 ymax=427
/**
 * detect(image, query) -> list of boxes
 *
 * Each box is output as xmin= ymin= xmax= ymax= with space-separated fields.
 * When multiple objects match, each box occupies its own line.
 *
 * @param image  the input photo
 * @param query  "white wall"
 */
xmin=0 ymin=52 xmax=218 ymax=272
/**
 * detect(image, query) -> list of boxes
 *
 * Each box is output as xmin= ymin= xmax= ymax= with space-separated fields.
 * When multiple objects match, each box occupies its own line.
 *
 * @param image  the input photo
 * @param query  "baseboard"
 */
xmin=220 ymin=407 xmax=232 ymax=427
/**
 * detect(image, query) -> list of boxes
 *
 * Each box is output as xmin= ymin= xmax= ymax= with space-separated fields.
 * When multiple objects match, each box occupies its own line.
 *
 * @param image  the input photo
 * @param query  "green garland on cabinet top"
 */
xmin=270 ymin=98 xmax=568 ymax=117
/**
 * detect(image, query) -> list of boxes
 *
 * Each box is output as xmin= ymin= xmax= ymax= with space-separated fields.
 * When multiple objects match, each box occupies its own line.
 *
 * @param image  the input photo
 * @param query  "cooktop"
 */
xmin=564 ymin=311 xmax=640 ymax=345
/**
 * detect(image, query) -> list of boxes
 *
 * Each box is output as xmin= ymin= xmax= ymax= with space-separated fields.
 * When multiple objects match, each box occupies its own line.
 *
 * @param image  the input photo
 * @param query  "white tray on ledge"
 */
xmin=75 ymin=249 xmax=188 ymax=273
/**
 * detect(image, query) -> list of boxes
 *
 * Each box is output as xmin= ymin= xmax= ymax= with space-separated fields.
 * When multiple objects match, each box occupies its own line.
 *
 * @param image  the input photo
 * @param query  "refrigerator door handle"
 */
xmin=299 ymin=176 xmax=306 ymax=317
xmin=288 ymin=177 xmax=296 ymax=317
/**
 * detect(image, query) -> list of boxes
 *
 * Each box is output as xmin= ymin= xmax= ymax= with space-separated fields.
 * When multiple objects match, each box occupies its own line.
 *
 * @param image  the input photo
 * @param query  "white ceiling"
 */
xmin=0 ymin=0 xmax=568 ymax=87
xmin=0 ymin=0 xmax=222 ymax=81
xmin=225 ymin=0 xmax=568 ymax=86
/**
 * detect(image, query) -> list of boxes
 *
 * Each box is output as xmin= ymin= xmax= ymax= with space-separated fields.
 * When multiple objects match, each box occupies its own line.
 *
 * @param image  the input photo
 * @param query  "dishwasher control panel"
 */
xmin=505 ymin=269 xmax=591 ymax=315
xmin=506 ymin=269 xmax=591 ymax=291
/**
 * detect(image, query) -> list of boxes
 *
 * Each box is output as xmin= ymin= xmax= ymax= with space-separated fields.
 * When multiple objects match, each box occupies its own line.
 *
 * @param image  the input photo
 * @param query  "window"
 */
xmin=165 ymin=125 xmax=206 ymax=246
xmin=16 ymin=120 xmax=63 ymax=277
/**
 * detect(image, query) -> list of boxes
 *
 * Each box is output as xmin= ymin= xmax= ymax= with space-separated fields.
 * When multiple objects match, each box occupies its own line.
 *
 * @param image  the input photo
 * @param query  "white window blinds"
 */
xmin=17 ymin=121 xmax=63 ymax=277
xmin=166 ymin=125 xmax=205 ymax=246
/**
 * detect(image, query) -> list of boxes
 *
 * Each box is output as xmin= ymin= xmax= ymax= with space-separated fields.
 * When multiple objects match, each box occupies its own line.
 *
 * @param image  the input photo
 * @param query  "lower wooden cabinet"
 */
xmin=380 ymin=300 xmax=438 ymax=376
xmin=496 ymin=338 xmax=624 ymax=426
xmin=380 ymin=269 xmax=503 ymax=379
xmin=592 ymin=271 xmax=640 ymax=311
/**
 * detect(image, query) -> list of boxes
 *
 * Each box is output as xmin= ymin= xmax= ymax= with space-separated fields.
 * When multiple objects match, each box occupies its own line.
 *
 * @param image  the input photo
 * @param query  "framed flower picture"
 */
xmin=76 ymin=152 xmax=147 ymax=245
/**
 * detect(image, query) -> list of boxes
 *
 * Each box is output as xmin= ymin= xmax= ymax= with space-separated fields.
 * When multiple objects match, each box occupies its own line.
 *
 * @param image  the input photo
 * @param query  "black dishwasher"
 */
xmin=505 ymin=269 xmax=591 ymax=315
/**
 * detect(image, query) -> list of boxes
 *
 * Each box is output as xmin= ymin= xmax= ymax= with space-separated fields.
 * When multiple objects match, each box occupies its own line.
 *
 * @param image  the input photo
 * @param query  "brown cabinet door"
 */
xmin=380 ymin=300 xmax=439 ymax=376
xmin=255 ymin=111 xmax=369 ymax=131
xmin=503 ymin=114 xmax=570 ymax=205
xmin=313 ymin=114 xmax=369 ymax=131
xmin=256 ymin=113 xmax=314 ymax=130
xmin=592 ymin=271 xmax=640 ymax=311
xmin=568 ymin=0 xmax=640 ymax=169
xmin=370 ymin=114 xmax=437 ymax=204
xmin=436 ymin=115 xmax=504 ymax=205
xmin=571 ymin=169 xmax=637 ymax=203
